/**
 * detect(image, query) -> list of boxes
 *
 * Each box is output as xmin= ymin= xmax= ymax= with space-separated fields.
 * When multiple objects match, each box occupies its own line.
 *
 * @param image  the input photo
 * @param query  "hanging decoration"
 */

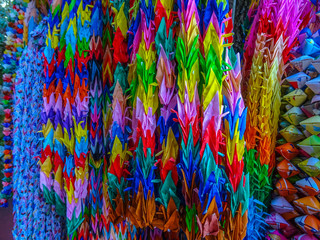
xmin=0 ymin=0 xmax=26 ymax=208
xmin=13 ymin=17 xmax=66 ymax=240
xmin=106 ymin=0 xmax=133 ymax=238
xmin=175 ymin=0 xmax=201 ymax=238
xmin=267 ymin=8 xmax=320 ymax=238
xmin=242 ymin=0 xmax=314 ymax=236
xmin=126 ymin=0 xmax=159 ymax=235
xmin=153 ymin=0 xmax=180 ymax=235
xmin=5 ymin=0 xmax=320 ymax=239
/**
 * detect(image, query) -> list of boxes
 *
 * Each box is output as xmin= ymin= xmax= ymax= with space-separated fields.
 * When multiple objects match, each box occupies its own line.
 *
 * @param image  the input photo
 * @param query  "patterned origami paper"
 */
xmin=285 ymin=72 xmax=310 ymax=89
xmin=271 ymin=196 xmax=294 ymax=214
xmin=282 ymin=107 xmax=306 ymax=126
xmin=279 ymin=125 xmax=305 ymax=143
xmin=276 ymin=178 xmax=298 ymax=197
xmin=13 ymin=17 xmax=65 ymax=239
xmin=276 ymin=159 xmax=300 ymax=178
xmin=283 ymin=89 xmax=308 ymax=107
xmin=298 ymin=157 xmax=320 ymax=177
xmin=1 ymin=0 xmax=26 ymax=207
xmin=300 ymin=116 xmax=320 ymax=135
xmin=295 ymin=215 xmax=320 ymax=235
xmin=275 ymin=143 xmax=300 ymax=160
xmin=290 ymin=55 xmax=314 ymax=72
xmin=293 ymin=196 xmax=320 ymax=215
xmin=265 ymin=212 xmax=290 ymax=230
xmin=298 ymin=135 xmax=320 ymax=158
xmin=296 ymin=177 xmax=320 ymax=196
xmin=306 ymin=75 xmax=320 ymax=94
